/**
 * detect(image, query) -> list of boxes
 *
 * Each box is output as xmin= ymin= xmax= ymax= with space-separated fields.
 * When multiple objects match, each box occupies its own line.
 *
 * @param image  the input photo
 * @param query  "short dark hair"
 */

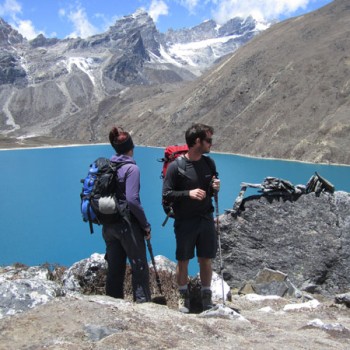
xmin=185 ymin=123 xmax=214 ymax=148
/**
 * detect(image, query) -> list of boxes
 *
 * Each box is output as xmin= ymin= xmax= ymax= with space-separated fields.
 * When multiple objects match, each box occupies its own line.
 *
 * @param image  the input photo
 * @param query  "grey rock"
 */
xmin=153 ymin=255 xmax=177 ymax=272
xmin=62 ymin=253 xmax=107 ymax=293
xmin=238 ymin=268 xmax=301 ymax=298
xmin=306 ymin=318 xmax=350 ymax=334
xmin=0 ymin=52 xmax=27 ymax=85
xmin=198 ymin=304 xmax=248 ymax=321
xmin=29 ymin=33 xmax=59 ymax=48
xmin=215 ymin=190 xmax=350 ymax=296
xmin=0 ymin=265 xmax=65 ymax=319
xmin=335 ymin=292 xmax=350 ymax=307
xmin=84 ymin=324 xmax=122 ymax=341
xmin=255 ymin=268 xmax=287 ymax=283
xmin=0 ymin=18 xmax=24 ymax=45
xmin=253 ymin=281 xmax=289 ymax=297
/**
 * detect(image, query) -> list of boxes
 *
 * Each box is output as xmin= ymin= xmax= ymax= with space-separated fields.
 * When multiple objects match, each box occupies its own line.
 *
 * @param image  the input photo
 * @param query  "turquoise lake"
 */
xmin=1 ymin=144 xmax=349 ymax=275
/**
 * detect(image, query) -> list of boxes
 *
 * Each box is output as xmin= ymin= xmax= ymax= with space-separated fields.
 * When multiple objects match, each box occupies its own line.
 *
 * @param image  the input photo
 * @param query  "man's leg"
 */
xmin=176 ymin=260 xmax=190 ymax=313
xmin=197 ymin=215 xmax=217 ymax=311
xmin=176 ymin=259 xmax=189 ymax=286
xmin=198 ymin=257 xmax=214 ymax=311
xmin=198 ymin=257 xmax=212 ymax=287
xmin=174 ymin=217 xmax=198 ymax=313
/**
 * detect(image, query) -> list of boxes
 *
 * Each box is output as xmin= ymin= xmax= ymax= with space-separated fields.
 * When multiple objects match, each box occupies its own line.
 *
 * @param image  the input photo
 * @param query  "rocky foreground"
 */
xmin=1 ymin=254 xmax=350 ymax=350
xmin=1 ymin=292 xmax=350 ymax=350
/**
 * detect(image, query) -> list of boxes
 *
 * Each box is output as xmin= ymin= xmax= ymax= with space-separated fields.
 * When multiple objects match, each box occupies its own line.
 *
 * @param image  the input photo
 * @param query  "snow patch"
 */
xmin=244 ymin=294 xmax=281 ymax=302
xmin=63 ymin=57 xmax=97 ymax=85
xmin=283 ymin=299 xmax=320 ymax=311
xmin=150 ymin=46 xmax=183 ymax=67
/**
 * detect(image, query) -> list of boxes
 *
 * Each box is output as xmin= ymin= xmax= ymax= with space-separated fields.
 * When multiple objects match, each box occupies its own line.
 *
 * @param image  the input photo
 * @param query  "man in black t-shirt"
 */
xmin=162 ymin=123 xmax=220 ymax=313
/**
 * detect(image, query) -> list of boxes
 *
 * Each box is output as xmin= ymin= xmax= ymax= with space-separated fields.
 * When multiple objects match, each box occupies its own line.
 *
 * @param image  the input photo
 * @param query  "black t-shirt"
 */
xmin=162 ymin=155 xmax=216 ymax=219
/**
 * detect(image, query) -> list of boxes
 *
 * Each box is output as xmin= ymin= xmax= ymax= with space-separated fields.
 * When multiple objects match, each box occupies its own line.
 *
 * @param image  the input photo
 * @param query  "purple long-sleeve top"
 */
xmin=110 ymin=154 xmax=150 ymax=230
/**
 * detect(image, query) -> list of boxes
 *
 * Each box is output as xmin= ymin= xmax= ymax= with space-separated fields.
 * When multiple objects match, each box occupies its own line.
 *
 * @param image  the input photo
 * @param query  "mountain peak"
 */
xmin=0 ymin=17 xmax=24 ymax=46
xmin=132 ymin=8 xmax=149 ymax=18
xmin=108 ymin=8 xmax=156 ymax=35
xmin=114 ymin=8 xmax=155 ymax=28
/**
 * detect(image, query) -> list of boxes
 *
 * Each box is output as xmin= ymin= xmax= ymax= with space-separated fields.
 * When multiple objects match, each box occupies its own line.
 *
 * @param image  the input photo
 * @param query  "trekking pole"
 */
xmin=146 ymin=239 xmax=163 ymax=295
xmin=161 ymin=208 xmax=173 ymax=227
xmin=214 ymin=191 xmax=225 ymax=306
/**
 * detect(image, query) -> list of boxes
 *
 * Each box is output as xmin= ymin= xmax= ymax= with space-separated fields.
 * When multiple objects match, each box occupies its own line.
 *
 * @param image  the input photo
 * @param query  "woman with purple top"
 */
xmin=102 ymin=126 xmax=151 ymax=303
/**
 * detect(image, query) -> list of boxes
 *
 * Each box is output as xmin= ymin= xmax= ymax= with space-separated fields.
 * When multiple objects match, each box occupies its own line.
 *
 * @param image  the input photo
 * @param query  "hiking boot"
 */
xmin=178 ymin=290 xmax=190 ymax=313
xmin=201 ymin=289 xmax=214 ymax=311
xmin=134 ymin=285 xmax=151 ymax=304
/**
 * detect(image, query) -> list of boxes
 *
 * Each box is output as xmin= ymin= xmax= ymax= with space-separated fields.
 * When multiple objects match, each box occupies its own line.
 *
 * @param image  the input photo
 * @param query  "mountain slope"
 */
xmin=119 ymin=0 xmax=349 ymax=165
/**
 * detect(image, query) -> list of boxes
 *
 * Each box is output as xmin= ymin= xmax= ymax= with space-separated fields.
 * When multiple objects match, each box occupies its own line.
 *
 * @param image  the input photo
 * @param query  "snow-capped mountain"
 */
xmin=0 ymin=9 xmax=269 ymax=87
xmin=0 ymin=9 xmax=268 ymax=141
xmin=162 ymin=16 xmax=269 ymax=76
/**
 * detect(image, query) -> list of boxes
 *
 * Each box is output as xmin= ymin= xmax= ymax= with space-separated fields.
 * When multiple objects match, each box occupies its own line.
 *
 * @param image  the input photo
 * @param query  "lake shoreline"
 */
xmin=1 ymin=139 xmax=350 ymax=168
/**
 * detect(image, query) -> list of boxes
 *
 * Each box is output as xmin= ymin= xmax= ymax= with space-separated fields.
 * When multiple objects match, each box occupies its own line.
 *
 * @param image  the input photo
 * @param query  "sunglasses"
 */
xmin=204 ymin=137 xmax=213 ymax=144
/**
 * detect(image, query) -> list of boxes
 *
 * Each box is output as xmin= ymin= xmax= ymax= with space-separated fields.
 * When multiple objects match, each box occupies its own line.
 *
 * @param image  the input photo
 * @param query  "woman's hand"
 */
xmin=144 ymin=227 xmax=151 ymax=240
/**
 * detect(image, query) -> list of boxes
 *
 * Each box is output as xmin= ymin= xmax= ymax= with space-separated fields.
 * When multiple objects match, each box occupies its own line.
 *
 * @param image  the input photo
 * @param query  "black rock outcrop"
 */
xmin=216 ymin=190 xmax=350 ymax=296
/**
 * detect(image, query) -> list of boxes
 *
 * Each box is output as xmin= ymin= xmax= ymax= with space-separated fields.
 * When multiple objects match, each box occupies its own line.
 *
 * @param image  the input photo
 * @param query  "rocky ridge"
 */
xmin=1 ymin=253 xmax=350 ymax=350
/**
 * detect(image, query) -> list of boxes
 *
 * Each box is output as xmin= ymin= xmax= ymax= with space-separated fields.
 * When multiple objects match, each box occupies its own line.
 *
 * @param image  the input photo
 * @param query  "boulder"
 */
xmin=0 ymin=265 xmax=65 ymax=319
xmin=215 ymin=191 xmax=350 ymax=296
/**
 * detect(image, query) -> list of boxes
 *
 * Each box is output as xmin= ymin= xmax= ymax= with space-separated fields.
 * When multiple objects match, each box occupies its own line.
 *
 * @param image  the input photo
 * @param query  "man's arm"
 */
xmin=163 ymin=161 xmax=207 ymax=202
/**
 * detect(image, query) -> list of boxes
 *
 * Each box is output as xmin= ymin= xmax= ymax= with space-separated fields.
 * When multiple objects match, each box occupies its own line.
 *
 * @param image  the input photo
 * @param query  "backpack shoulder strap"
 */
xmin=203 ymin=155 xmax=218 ymax=178
xmin=110 ymin=160 xmax=134 ymax=174
xmin=175 ymin=156 xmax=187 ymax=177
xmin=110 ymin=161 xmax=134 ymax=198
xmin=175 ymin=155 xmax=218 ymax=178
xmin=110 ymin=160 xmax=131 ymax=168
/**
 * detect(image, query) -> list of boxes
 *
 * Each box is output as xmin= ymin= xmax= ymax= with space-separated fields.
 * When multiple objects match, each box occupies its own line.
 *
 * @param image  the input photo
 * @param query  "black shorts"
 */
xmin=174 ymin=215 xmax=217 ymax=261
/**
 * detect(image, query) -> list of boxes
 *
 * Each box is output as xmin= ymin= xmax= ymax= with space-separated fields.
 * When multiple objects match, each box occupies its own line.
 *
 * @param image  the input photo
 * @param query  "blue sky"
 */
xmin=0 ymin=0 xmax=333 ymax=40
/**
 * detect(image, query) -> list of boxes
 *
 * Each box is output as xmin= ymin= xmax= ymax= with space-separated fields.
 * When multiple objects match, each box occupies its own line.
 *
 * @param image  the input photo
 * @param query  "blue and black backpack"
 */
xmin=80 ymin=157 xmax=131 ymax=234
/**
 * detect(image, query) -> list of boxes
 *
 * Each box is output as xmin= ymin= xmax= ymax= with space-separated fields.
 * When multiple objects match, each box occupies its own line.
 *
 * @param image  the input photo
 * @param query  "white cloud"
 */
xmin=15 ymin=19 xmax=42 ymax=39
xmin=0 ymin=0 xmax=21 ymax=17
xmin=211 ymin=0 xmax=310 ymax=23
xmin=179 ymin=0 xmax=200 ymax=13
xmin=58 ymin=8 xmax=66 ymax=17
xmin=0 ymin=0 xmax=43 ymax=39
xmin=60 ymin=5 xmax=98 ymax=38
xmin=148 ymin=0 xmax=169 ymax=22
